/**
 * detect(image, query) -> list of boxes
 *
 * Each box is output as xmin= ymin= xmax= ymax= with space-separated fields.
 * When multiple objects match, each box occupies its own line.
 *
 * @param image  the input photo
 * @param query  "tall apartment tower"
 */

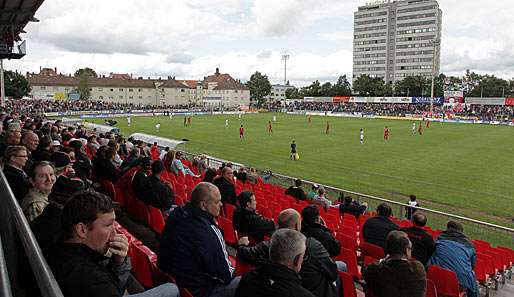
xmin=352 ymin=0 xmax=442 ymax=85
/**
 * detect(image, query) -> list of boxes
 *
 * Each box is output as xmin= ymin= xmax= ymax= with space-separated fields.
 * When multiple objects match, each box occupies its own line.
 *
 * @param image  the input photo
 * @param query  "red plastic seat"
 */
xmin=339 ymin=271 xmax=358 ymax=297
xmin=363 ymin=256 xmax=378 ymax=269
xmin=224 ymin=203 xmax=236 ymax=220
xmin=361 ymin=241 xmax=385 ymax=260
xmin=217 ymin=217 xmax=238 ymax=246
xmin=180 ymin=288 xmax=194 ymax=297
xmin=234 ymin=257 xmax=256 ymax=276
xmin=100 ymin=179 xmax=117 ymax=202
xmin=426 ymin=279 xmax=438 ymax=297
xmin=148 ymin=206 xmax=166 ymax=235
xmin=335 ymin=248 xmax=361 ymax=280
xmin=474 ymin=257 xmax=488 ymax=284
xmin=336 ymin=232 xmax=358 ymax=252
xmin=132 ymin=244 xmax=157 ymax=288
xmin=427 ymin=265 xmax=466 ymax=297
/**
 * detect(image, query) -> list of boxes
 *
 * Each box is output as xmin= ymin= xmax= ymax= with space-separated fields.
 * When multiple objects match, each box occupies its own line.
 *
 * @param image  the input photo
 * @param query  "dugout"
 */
xmin=128 ymin=133 xmax=185 ymax=150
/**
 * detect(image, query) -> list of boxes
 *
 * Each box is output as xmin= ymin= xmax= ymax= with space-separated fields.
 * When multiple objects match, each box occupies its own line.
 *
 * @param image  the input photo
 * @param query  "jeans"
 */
xmin=128 ymin=283 xmax=179 ymax=297
xmin=208 ymin=277 xmax=241 ymax=297
xmin=336 ymin=261 xmax=347 ymax=272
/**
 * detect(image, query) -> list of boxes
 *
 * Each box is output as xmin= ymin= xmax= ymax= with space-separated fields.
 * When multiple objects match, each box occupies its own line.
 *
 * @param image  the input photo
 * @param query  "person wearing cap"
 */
xmin=30 ymin=176 xmax=85 ymax=252
xmin=50 ymin=140 xmax=62 ymax=153
xmin=232 ymin=191 xmax=275 ymax=242
xmin=306 ymin=184 xmax=319 ymax=200
xmin=21 ymin=161 xmax=57 ymax=222
xmin=50 ymin=151 xmax=76 ymax=178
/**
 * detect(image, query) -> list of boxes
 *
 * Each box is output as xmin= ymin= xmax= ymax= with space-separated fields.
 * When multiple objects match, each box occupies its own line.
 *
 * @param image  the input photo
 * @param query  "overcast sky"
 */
xmin=5 ymin=0 xmax=514 ymax=86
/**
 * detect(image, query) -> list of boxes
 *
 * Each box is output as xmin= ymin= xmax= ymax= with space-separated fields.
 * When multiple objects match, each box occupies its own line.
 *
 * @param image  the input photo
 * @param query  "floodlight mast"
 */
xmin=282 ymin=54 xmax=290 ymax=86
xmin=430 ymin=40 xmax=440 ymax=115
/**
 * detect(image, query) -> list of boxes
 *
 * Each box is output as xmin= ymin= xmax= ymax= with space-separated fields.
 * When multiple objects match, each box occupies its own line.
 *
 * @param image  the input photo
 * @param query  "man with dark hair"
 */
xmin=237 ymin=209 xmax=339 ymax=297
xmin=400 ymin=212 xmax=434 ymax=266
xmin=235 ymin=229 xmax=314 ymax=297
xmin=338 ymin=196 xmax=367 ymax=219
xmin=158 ymin=182 xmax=240 ymax=297
xmin=405 ymin=194 xmax=419 ymax=220
xmin=46 ymin=191 xmax=179 ymax=297
xmin=69 ymin=139 xmax=92 ymax=182
xmin=145 ymin=160 xmax=174 ymax=213
xmin=31 ymin=176 xmax=85 ymax=251
xmin=428 ymin=221 xmax=478 ymax=297
xmin=285 ymin=179 xmax=307 ymax=201
xmin=213 ymin=166 xmax=237 ymax=205
xmin=300 ymin=205 xmax=341 ymax=258
xmin=362 ymin=203 xmax=399 ymax=249
xmin=363 ymin=231 xmax=426 ymax=297
xmin=232 ymin=191 xmax=275 ymax=242
xmin=132 ymin=157 xmax=152 ymax=201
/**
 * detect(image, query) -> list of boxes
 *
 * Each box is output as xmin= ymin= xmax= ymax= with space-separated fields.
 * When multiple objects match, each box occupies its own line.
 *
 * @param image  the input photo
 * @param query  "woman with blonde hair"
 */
xmin=3 ymin=145 xmax=30 ymax=202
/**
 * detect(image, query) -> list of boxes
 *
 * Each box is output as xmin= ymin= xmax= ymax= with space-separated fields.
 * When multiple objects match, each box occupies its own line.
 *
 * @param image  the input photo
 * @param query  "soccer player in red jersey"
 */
xmin=268 ymin=120 xmax=273 ymax=134
xmin=308 ymin=115 xmax=312 ymax=124
xmin=325 ymin=121 xmax=330 ymax=134
xmin=418 ymin=122 xmax=423 ymax=135
xmin=384 ymin=126 xmax=390 ymax=141
xmin=239 ymin=125 xmax=245 ymax=139
xmin=426 ymin=120 xmax=430 ymax=128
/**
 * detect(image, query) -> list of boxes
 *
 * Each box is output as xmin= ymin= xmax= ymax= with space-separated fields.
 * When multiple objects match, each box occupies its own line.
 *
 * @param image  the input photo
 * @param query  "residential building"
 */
xmin=353 ymin=0 xmax=442 ymax=85
xmin=265 ymin=84 xmax=295 ymax=102
xmin=27 ymin=67 xmax=250 ymax=108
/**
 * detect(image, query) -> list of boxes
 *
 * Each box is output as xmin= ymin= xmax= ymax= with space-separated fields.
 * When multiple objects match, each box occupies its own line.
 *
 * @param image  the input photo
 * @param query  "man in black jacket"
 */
xmin=400 ymin=212 xmax=434 ymax=266
xmin=144 ymin=160 xmax=174 ymax=213
xmin=285 ymin=179 xmax=307 ymax=201
xmin=235 ymin=229 xmax=315 ymax=297
xmin=232 ymin=191 xmax=275 ymax=242
xmin=213 ymin=166 xmax=237 ymax=205
xmin=158 ymin=182 xmax=240 ymax=297
xmin=132 ymin=157 xmax=151 ymax=201
xmin=46 ymin=190 xmax=179 ymax=297
xmin=363 ymin=203 xmax=399 ymax=249
xmin=237 ymin=209 xmax=339 ymax=297
xmin=301 ymin=205 xmax=341 ymax=258
xmin=338 ymin=196 xmax=367 ymax=219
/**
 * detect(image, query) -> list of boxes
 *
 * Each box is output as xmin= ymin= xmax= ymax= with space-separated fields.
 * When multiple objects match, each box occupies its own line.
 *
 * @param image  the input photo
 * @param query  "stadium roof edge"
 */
xmin=0 ymin=0 xmax=45 ymax=39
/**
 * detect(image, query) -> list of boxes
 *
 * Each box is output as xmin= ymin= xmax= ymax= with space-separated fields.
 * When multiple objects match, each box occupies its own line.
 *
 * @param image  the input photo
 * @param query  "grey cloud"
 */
xmin=165 ymin=52 xmax=194 ymax=64
xmin=257 ymin=50 xmax=272 ymax=59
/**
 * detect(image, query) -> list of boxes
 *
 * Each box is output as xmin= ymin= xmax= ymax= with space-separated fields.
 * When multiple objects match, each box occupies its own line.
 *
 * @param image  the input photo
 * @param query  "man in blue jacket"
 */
xmin=428 ymin=221 xmax=477 ymax=297
xmin=158 ymin=182 xmax=240 ymax=297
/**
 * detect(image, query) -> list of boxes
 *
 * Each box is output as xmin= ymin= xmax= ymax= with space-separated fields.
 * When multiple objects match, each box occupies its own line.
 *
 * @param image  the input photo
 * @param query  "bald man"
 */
xmin=237 ymin=209 xmax=340 ymax=297
xmin=158 ymin=182 xmax=240 ymax=297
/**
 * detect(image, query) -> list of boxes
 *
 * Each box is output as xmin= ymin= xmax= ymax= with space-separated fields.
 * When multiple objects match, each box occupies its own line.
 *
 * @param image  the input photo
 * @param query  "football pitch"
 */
xmin=89 ymin=113 xmax=514 ymax=225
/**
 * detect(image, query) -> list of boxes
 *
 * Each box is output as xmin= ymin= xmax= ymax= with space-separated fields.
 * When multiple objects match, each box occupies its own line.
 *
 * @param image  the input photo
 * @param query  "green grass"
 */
xmin=88 ymin=113 xmax=514 ymax=227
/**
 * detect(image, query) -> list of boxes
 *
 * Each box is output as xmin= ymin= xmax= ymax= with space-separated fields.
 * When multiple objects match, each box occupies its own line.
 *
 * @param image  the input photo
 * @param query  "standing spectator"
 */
xmin=0 ymin=122 xmax=22 ymax=156
xmin=31 ymin=176 xmax=85 ymax=252
xmin=232 ymin=191 xmax=275 ymax=242
xmin=46 ymin=191 xmax=179 ymax=297
xmin=362 ymin=203 xmax=399 ymax=249
xmin=158 ymin=182 xmax=240 ymax=297
xmin=301 ymin=205 xmax=341 ymax=258
xmin=213 ymin=166 xmax=237 ymax=205
xmin=428 ymin=221 xmax=478 ymax=297
xmin=400 ymin=212 xmax=434 ymax=267
xmin=285 ymin=179 xmax=307 ymax=201
xmin=363 ymin=231 xmax=426 ymax=297
xmin=3 ymin=145 xmax=30 ymax=202
xmin=237 ymin=209 xmax=339 ymax=297
xmin=405 ymin=195 xmax=419 ymax=220
xmin=235 ymin=229 xmax=315 ymax=297
xmin=21 ymin=161 xmax=57 ymax=222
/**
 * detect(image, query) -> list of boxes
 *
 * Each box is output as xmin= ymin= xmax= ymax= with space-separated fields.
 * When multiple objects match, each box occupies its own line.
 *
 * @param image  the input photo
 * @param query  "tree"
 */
xmin=4 ymin=70 xmax=31 ymax=98
xmin=352 ymin=75 xmax=385 ymax=96
xmin=301 ymin=80 xmax=322 ymax=97
xmin=285 ymin=87 xmax=300 ymax=99
xmin=320 ymin=82 xmax=332 ymax=96
xmin=246 ymin=71 xmax=272 ymax=106
xmin=330 ymin=75 xmax=352 ymax=96
xmin=76 ymin=74 xmax=91 ymax=100
xmin=393 ymin=76 xmax=429 ymax=97
xmin=74 ymin=67 xmax=97 ymax=78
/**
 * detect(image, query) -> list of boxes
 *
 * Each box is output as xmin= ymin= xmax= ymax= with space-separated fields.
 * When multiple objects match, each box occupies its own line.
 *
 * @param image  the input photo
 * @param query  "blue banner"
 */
xmin=412 ymin=97 xmax=443 ymax=104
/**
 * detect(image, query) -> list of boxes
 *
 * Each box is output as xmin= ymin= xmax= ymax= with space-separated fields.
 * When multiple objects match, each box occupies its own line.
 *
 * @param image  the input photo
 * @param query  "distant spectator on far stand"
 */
xmin=285 ymin=179 xmax=307 ymax=201
xmin=405 ymin=195 xmax=419 ymax=220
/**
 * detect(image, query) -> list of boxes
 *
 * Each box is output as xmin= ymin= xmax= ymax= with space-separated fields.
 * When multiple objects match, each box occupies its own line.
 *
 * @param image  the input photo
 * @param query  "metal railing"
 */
xmin=182 ymin=151 xmax=514 ymax=248
xmin=0 ymin=171 xmax=63 ymax=297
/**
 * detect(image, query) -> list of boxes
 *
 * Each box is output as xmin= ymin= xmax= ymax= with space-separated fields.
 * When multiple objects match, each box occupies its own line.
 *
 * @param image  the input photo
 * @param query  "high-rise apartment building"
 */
xmin=352 ymin=0 xmax=442 ymax=85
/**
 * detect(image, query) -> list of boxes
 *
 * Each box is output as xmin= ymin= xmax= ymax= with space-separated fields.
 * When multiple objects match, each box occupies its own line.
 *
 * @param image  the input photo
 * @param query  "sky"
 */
xmin=5 ymin=0 xmax=514 ymax=86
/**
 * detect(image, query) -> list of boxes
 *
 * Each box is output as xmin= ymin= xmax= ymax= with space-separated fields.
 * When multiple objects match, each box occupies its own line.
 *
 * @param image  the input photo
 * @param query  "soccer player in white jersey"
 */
xmin=412 ymin=122 xmax=416 ymax=135
xmin=155 ymin=122 xmax=161 ymax=132
xmin=360 ymin=128 xmax=364 ymax=144
xmin=127 ymin=116 xmax=131 ymax=127
xmin=225 ymin=119 xmax=229 ymax=128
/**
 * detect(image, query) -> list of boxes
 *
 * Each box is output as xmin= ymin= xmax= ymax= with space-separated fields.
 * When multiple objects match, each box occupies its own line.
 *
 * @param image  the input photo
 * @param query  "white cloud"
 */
xmin=318 ymin=30 xmax=353 ymax=42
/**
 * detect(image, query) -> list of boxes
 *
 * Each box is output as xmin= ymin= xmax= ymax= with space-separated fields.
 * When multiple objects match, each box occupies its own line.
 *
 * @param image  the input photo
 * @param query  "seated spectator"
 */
xmin=69 ymin=139 xmax=92 ymax=182
xmin=337 ymin=196 xmax=367 ymax=219
xmin=0 ymin=122 xmax=22 ymax=156
xmin=50 ymin=151 xmax=76 ymax=178
xmin=285 ymin=179 xmax=307 ymax=201
xmin=132 ymin=157 xmax=152 ymax=201
xmin=120 ymin=147 xmax=141 ymax=173
xmin=31 ymin=176 xmax=85 ymax=252
xmin=158 ymin=182 xmax=240 ymax=297
xmin=203 ymin=167 xmax=218 ymax=183
xmin=237 ymin=209 xmax=339 ymax=297
xmin=170 ymin=151 xmax=197 ymax=177
xmin=312 ymin=186 xmax=331 ymax=210
xmin=306 ymin=184 xmax=319 ymax=200
xmin=3 ymin=145 xmax=30 ymax=202
xmin=145 ymin=160 xmax=174 ymax=213
xmin=428 ymin=221 xmax=478 ymax=297
xmin=46 ymin=190 xmax=179 ymax=297
xmin=20 ymin=130 xmax=39 ymax=171
xmin=213 ymin=167 xmax=237 ymax=205
xmin=232 ymin=191 xmax=275 ymax=242
xmin=33 ymin=135 xmax=53 ymax=161
xmin=405 ymin=194 xmax=420 ymax=220
xmin=362 ymin=203 xmax=399 ymax=249
xmin=159 ymin=146 xmax=169 ymax=160
xmin=400 ymin=212 xmax=435 ymax=266
xmin=50 ymin=140 xmax=62 ymax=153
xmin=301 ymin=205 xmax=341 ymax=258
xmin=363 ymin=230 xmax=426 ymax=297
xmin=246 ymin=167 xmax=259 ymax=184
xmin=196 ymin=154 xmax=208 ymax=175
xmin=21 ymin=161 xmax=57 ymax=222
xmin=235 ymin=229 xmax=314 ymax=297
xmin=92 ymin=146 xmax=119 ymax=182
